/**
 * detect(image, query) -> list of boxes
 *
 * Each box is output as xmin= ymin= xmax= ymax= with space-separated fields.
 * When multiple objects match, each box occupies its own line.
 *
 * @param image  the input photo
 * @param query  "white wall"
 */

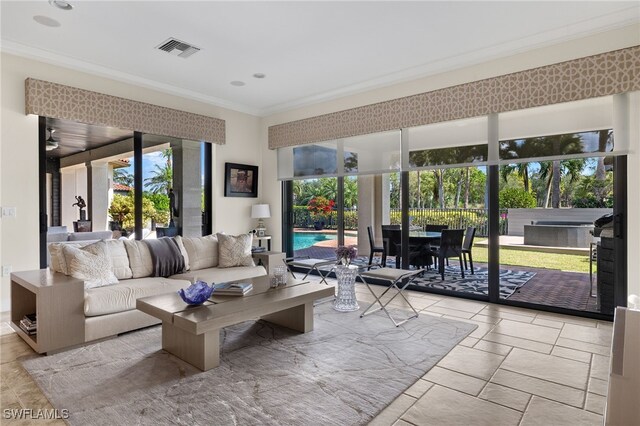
xmin=0 ymin=53 xmax=263 ymax=311
xmin=261 ymin=24 xmax=640 ymax=298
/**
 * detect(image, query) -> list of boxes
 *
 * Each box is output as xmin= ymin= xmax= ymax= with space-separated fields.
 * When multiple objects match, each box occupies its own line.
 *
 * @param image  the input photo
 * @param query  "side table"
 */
xmin=252 ymin=251 xmax=285 ymax=275
xmin=252 ymin=235 xmax=272 ymax=251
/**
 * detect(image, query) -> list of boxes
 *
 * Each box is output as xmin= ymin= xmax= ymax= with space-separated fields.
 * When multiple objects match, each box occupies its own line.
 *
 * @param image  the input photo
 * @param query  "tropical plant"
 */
xmin=307 ymin=196 xmax=335 ymax=220
xmin=499 ymin=188 xmax=536 ymax=209
xmin=108 ymin=193 xmax=158 ymax=230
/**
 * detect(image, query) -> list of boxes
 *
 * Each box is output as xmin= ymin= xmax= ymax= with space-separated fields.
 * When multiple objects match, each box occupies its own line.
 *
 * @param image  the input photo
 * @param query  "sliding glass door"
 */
xmin=278 ymin=95 xmax=630 ymax=319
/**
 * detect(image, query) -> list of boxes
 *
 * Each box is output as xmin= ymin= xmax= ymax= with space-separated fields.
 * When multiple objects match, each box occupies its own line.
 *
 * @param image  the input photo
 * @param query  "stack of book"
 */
xmin=19 ymin=313 xmax=37 ymax=336
xmin=251 ymin=246 xmax=267 ymax=253
xmin=213 ymin=282 xmax=253 ymax=296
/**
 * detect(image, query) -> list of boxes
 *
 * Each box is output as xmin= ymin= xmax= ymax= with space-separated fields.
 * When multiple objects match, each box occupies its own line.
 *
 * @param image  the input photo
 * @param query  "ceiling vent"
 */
xmin=156 ymin=38 xmax=200 ymax=58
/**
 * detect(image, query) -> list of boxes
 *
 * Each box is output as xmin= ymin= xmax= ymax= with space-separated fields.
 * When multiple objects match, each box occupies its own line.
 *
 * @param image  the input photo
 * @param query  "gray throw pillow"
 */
xmin=217 ymin=233 xmax=254 ymax=268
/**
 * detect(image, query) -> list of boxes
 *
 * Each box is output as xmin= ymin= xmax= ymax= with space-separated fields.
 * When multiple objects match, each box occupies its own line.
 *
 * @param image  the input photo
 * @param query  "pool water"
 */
xmin=293 ymin=232 xmax=337 ymax=251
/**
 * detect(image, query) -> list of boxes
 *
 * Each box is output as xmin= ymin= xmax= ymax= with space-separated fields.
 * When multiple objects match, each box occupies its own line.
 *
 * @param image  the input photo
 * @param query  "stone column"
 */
xmin=89 ymin=162 xmax=109 ymax=231
xmin=374 ymin=174 xmax=391 ymax=246
xmin=172 ymin=140 xmax=202 ymax=237
xmin=356 ymin=175 xmax=374 ymax=256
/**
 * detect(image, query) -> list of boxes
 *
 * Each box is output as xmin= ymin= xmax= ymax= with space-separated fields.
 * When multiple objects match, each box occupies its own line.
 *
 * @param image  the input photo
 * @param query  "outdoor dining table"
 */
xmin=382 ymin=230 xmax=442 ymax=268
xmin=408 ymin=231 xmax=442 ymax=242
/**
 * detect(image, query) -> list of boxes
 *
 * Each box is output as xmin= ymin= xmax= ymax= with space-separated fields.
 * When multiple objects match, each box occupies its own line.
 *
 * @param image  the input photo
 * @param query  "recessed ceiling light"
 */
xmin=33 ymin=15 xmax=61 ymax=27
xmin=49 ymin=0 xmax=73 ymax=11
xmin=230 ymin=81 xmax=246 ymax=87
xmin=253 ymin=73 xmax=266 ymax=79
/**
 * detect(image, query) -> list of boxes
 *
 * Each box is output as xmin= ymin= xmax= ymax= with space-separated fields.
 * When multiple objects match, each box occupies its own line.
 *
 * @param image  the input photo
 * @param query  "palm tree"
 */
xmin=144 ymin=149 xmax=173 ymax=194
xmin=595 ymin=130 xmax=612 ymax=202
xmin=113 ymin=168 xmax=134 ymax=187
xmin=539 ymin=158 xmax=585 ymax=208
xmin=500 ymin=163 xmax=530 ymax=192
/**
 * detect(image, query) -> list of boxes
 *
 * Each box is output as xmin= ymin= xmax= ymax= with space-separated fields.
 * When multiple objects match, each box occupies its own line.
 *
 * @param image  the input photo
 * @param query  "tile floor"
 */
xmin=0 ymin=275 xmax=612 ymax=426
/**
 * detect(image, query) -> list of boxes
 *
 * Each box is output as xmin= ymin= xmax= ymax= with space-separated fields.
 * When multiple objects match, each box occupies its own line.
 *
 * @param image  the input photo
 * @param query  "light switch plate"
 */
xmin=1 ymin=266 xmax=11 ymax=277
xmin=1 ymin=207 xmax=16 ymax=217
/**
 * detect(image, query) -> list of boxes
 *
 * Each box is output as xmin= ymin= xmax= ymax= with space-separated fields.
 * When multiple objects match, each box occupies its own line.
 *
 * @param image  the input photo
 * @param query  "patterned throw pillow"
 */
xmin=62 ymin=240 xmax=119 ymax=289
xmin=217 ymin=233 xmax=254 ymax=268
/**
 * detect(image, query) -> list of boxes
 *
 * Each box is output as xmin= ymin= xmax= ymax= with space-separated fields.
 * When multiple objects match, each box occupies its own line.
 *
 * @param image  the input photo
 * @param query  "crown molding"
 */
xmin=2 ymin=5 xmax=638 ymax=118
xmin=0 ymin=39 xmax=263 ymax=117
xmin=260 ymin=9 xmax=640 ymax=116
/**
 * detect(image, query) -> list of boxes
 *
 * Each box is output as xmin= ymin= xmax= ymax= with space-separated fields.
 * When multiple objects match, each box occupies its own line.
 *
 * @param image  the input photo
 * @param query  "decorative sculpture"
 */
xmin=168 ymin=188 xmax=179 ymax=227
xmin=72 ymin=195 xmax=87 ymax=221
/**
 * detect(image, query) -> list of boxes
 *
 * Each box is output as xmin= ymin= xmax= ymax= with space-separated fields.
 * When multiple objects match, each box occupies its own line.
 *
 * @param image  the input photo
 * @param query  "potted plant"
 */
xmin=306 ymin=196 xmax=335 ymax=230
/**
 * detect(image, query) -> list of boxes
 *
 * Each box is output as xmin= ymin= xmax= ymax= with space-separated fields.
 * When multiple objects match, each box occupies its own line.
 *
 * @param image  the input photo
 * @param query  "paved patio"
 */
xmin=294 ymin=246 xmax=599 ymax=313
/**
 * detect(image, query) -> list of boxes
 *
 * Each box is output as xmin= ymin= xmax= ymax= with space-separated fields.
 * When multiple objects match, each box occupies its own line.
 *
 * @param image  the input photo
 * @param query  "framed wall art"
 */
xmin=224 ymin=162 xmax=258 ymax=198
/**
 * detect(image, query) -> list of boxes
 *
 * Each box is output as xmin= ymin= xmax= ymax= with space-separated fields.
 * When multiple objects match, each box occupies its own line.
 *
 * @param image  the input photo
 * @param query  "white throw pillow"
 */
xmin=62 ymin=241 xmax=119 ymax=289
xmin=48 ymin=241 xmax=89 ymax=274
xmin=217 ymin=233 xmax=254 ymax=268
xmin=180 ymin=235 xmax=219 ymax=270
xmin=123 ymin=240 xmax=154 ymax=278
xmin=105 ymin=239 xmax=133 ymax=279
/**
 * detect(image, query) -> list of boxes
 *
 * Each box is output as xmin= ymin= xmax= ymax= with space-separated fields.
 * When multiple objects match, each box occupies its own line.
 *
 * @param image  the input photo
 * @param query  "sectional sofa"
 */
xmin=30 ymin=234 xmax=266 ymax=348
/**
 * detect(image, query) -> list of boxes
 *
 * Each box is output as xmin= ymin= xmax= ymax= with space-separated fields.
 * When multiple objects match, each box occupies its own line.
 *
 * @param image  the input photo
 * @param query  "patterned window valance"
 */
xmin=25 ymin=78 xmax=225 ymax=144
xmin=269 ymin=45 xmax=640 ymax=149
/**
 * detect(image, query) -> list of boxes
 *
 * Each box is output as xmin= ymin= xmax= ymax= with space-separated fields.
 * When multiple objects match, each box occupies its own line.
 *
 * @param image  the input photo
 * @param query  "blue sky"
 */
xmin=120 ymin=146 xmax=206 ymax=191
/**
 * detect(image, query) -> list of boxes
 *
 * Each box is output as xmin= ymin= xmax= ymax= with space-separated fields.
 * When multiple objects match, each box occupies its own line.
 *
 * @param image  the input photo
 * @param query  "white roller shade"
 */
xmin=406 ymin=116 xmax=488 ymax=170
xmin=499 ymin=96 xmax=613 ymax=141
xmin=277 ymin=141 xmax=339 ymax=180
xmin=340 ymin=130 xmax=401 ymax=176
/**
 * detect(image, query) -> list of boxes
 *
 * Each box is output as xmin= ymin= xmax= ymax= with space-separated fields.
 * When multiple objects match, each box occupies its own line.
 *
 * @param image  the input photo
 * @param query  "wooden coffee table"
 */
xmin=136 ymin=276 xmax=334 ymax=371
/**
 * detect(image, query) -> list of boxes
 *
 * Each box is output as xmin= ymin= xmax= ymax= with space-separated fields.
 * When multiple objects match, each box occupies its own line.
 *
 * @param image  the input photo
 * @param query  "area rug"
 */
xmin=21 ymin=304 xmax=476 ymax=426
xmin=348 ymin=258 xmax=535 ymax=299
xmin=408 ymin=266 xmax=536 ymax=299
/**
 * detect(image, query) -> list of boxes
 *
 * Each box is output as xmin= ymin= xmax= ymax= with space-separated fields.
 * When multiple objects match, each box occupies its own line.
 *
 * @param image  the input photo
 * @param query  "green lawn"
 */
xmin=471 ymin=246 xmax=592 ymax=274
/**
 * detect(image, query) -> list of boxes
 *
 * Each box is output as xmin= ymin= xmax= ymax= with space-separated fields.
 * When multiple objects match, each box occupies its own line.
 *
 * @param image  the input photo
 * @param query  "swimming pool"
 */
xmin=293 ymin=232 xmax=337 ymax=251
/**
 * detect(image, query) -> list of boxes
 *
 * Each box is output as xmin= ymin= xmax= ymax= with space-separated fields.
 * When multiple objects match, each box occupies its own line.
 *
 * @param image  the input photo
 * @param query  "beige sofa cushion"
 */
xmin=105 ymin=240 xmax=133 ymax=279
xmin=173 ymin=235 xmax=190 ymax=270
xmin=179 ymin=235 xmax=218 ymax=270
xmin=123 ymin=240 xmax=153 ymax=278
xmin=84 ymin=277 xmax=191 ymax=317
xmin=172 ymin=265 xmax=266 ymax=285
xmin=217 ymin=233 xmax=254 ymax=268
xmin=62 ymin=241 xmax=119 ymax=289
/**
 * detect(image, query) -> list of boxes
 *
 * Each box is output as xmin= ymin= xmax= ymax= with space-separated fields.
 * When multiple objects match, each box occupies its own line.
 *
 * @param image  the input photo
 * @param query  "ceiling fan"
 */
xmin=46 ymin=128 xmax=59 ymax=151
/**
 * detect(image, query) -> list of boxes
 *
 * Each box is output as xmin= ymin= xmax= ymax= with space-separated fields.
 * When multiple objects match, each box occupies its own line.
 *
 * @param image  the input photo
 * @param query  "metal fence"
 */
xmin=293 ymin=206 xmax=508 ymax=236
xmin=390 ymin=208 xmax=508 ymax=236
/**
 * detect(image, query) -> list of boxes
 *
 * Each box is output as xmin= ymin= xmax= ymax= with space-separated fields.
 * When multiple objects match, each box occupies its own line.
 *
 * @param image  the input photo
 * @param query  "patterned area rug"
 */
xmin=348 ymin=258 xmax=535 ymax=299
xmin=408 ymin=266 xmax=536 ymax=299
xmin=21 ymin=304 xmax=475 ymax=426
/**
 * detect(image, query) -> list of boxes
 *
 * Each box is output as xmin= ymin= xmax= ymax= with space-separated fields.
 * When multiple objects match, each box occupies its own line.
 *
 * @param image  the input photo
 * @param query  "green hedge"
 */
xmin=293 ymin=206 xmax=358 ymax=230
xmin=293 ymin=206 xmax=507 ymax=235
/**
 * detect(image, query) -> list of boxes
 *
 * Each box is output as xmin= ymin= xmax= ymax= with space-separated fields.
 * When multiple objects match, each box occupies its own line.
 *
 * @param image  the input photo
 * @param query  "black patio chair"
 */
xmin=367 ymin=226 xmax=386 ymax=269
xmin=428 ymin=229 xmax=465 ymax=280
xmin=462 ymin=226 xmax=476 ymax=274
xmin=424 ymin=224 xmax=449 ymax=260
xmin=381 ymin=225 xmax=428 ymax=269
xmin=381 ymin=226 xmax=402 ymax=268
xmin=425 ymin=224 xmax=449 ymax=233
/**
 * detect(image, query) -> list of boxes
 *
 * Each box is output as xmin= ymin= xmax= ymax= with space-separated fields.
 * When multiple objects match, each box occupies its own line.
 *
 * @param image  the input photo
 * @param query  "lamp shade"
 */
xmin=251 ymin=204 xmax=271 ymax=219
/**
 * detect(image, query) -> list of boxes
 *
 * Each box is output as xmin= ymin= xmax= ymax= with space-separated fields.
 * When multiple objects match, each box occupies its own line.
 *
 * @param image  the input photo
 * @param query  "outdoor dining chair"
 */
xmin=367 ymin=226 xmax=386 ymax=269
xmin=428 ymin=229 xmax=465 ymax=280
xmin=462 ymin=226 xmax=477 ymax=274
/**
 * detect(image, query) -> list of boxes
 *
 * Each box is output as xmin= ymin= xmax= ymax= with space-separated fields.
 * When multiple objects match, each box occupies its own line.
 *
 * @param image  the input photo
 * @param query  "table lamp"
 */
xmin=251 ymin=204 xmax=271 ymax=237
